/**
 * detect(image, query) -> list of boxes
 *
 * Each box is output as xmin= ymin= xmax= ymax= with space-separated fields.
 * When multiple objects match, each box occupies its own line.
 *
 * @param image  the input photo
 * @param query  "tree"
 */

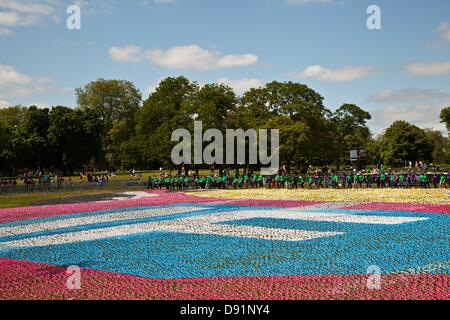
xmin=441 ymin=107 xmax=450 ymax=133
xmin=137 ymin=77 xmax=199 ymax=169
xmin=76 ymin=79 xmax=142 ymax=168
xmin=11 ymin=106 xmax=51 ymax=171
xmin=0 ymin=120 xmax=13 ymax=175
xmin=331 ymin=104 xmax=372 ymax=169
xmin=76 ymin=79 xmax=142 ymax=131
xmin=380 ymin=121 xmax=433 ymax=166
xmin=47 ymin=106 xmax=102 ymax=175
xmin=425 ymin=129 xmax=448 ymax=164
xmin=0 ymin=105 xmax=27 ymax=127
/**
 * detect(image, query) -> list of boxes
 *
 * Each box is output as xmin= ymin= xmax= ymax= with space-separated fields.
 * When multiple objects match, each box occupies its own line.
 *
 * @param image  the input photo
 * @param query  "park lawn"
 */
xmin=0 ymin=189 xmax=131 ymax=209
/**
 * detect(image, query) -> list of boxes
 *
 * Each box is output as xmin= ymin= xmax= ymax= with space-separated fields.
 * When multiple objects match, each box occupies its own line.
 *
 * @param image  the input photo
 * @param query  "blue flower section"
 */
xmin=0 ymin=206 xmax=448 ymax=279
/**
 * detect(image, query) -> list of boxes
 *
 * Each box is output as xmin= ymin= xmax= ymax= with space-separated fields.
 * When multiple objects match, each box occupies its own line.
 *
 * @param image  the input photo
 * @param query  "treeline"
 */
xmin=0 ymin=77 xmax=449 ymax=176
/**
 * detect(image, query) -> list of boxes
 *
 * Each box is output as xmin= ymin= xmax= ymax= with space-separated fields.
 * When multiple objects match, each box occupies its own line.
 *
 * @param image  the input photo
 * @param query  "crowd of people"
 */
xmin=0 ymin=171 xmax=114 ymax=189
xmin=147 ymin=166 xmax=450 ymax=191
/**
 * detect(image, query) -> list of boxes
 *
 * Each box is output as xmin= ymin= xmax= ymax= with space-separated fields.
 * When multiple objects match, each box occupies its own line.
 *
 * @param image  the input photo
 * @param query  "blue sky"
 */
xmin=1 ymin=0 xmax=450 ymax=133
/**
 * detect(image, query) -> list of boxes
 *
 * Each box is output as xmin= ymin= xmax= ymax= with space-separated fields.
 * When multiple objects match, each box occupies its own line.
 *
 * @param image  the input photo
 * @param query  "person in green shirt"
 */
xmin=147 ymin=176 xmax=153 ymax=190
xmin=205 ymin=176 xmax=212 ymax=189
xmin=398 ymin=174 xmax=405 ymax=188
xmin=366 ymin=173 xmax=373 ymax=188
xmin=243 ymin=174 xmax=249 ymax=188
xmin=299 ymin=176 xmax=305 ymax=189
xmin=232 ymin=177 xmax=238 ymax=189
xmin=440 ymin=174 xmax=446 ymax=188
xmin=358 ymin=174 xmax=364 ymax=188
xmin=333 ymin=174 xmax=339 ymax=189
xmin=419 ymin=174 xmax=428 ymax=188
xmin=292 ymin=175 xmax=300 ymax=189
xmin=346 ymin=175 xmax=352 ymax=189
xmin=308 ymin=176 xmax=314 ymax=189
xmin=380 ymin=173 xmax=386 ymax=188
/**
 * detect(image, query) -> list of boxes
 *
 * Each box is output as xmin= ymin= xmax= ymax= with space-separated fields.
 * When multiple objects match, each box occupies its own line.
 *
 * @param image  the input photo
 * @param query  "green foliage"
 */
xmin=76 ymin=79 xmax=142 ymax=131
xmin=0 ymin=77 xmax=446 ymax=175
xmin=425 ymin=129 xmax=449 ymax=164
xmin=441 ymin=107 xmax=450 ymax=132
xmin=331 ymin=104 xmax=372 ymax=169
xmin=47 ymin=106 xmax=102 ymax=174
xmin=380 ymin=121 xmax=433 ymax=166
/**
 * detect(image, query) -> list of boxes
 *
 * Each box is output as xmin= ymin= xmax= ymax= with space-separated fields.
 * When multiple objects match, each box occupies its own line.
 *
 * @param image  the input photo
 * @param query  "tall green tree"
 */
xmin=331 ymin=104 xmax=372 ymax=169
xmin=441 ymin=107 xmax=450 ymax=133
xmin=137 ymin=77 xmax=199 ymax=169
xmin=75 ymin=79 xmax=142 ymax=168
xmin=11 ymin=106 xmax=51 ymax=171
xmin=425 ymin=129 xmax=448 ymax=164
xmin=47 ymin=106 xmax=102 ymax=175
xmin=380 ymin=121 xmax=433 ymax=166
xmin=0 ymin=120 xmax=14 ymax=175
xmin=232 ymin=81 xmax=334 ymax=170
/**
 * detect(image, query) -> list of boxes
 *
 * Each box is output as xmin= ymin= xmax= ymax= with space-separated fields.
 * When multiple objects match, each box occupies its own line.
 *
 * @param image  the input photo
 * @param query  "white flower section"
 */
xmin=154 ymin=221 xmax=340 ymax=242
xmin=0 ymin=208 xmax=427 ymax=248
xmin=107 ymin=191 xmax=159 ymax=201
xmin=0 ymin=206 xmax=206 ymax=238
xmin=173 ymin=210 xmax=428 ymax=225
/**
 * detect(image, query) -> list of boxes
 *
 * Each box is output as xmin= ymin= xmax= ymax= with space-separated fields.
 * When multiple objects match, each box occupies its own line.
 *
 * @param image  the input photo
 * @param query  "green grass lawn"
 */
xmin=0 ymin=188 xmax=135 ymax=209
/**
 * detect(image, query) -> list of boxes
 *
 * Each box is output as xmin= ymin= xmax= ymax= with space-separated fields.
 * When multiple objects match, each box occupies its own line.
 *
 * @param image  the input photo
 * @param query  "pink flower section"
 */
xmin=347 ymin=202 xmax=450 ymax=214
xmin=0 ymin=191 xmax=322 ymax=224
xmin=1 ymin=258 xmax=448 ymax=300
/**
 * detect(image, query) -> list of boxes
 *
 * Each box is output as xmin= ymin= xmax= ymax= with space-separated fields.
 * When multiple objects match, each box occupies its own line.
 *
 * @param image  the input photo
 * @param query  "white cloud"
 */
xmin=0 ymin=26 xmax=13 ymax=35
xmin=287 ymin=0 xmax=333 ymax=5
xmin=405 ymin=61 xmax=450 ymax=76
xmin=154 ymin=0 xmax=177 ymax=4
xmin=0 ymin=0 xmax=112 ymax=33
xmin=369 ymin=104 xmax=446 ymax=132
xmin=369 ymin=88 xmax=450 ymax=104
xmin=0 ymin=64 xmax=65 ymax=105
xmin=217 ymin=78 xmax=263 ymax=95
xmin=110 ymin=44 xmax=258 ymax=71
xmin=0 ymin=64 xmax=32 ymax=86
xmin=145 ymin=45 xmax=258 ymax=71
xmin=436 ymin=22 xmax=450 ymax=43
xmin=3 ymin=86 xmax=50 ymax=97
xmin=293 ymin=65 xmax=371 ymax=81
xmin=0 ymin=0 xmax=55 ymax=33
xmin=0 ymin=0 xmax=53 ymax=15
xmin=368 ymin=87 xmax=450 ymax=133
xmin=109 ymin=45 xmax=144 ymax=63
xmin=0 ymin=0 xmax=56 ymax=35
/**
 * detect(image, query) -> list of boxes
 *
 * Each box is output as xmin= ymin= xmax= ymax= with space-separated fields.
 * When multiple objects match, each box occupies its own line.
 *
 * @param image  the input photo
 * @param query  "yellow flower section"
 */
xmin=193 ymin=188 xmax=450 ymax=204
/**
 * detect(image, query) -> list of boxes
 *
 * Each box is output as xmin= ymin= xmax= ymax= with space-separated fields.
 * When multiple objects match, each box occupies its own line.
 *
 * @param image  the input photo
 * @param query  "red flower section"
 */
xmin=1 ymin=259 xmax=448 ymax=300
xmin=0 ymin=191 xmax=321 ymax=224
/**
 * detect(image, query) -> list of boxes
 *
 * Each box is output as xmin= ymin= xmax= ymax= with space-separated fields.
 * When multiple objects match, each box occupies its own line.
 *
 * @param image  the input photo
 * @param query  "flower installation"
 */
xmin=0 ymin=190 xmax=448 ymax=300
